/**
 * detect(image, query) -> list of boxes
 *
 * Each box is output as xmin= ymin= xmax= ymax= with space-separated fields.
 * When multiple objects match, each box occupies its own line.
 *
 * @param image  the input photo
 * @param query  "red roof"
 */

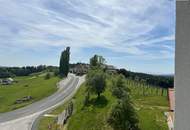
xmin=168 ymin=88 xmax=175 ymax=111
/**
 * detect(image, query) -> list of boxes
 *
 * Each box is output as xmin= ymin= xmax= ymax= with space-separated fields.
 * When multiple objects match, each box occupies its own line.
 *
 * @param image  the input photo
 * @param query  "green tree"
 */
xmin=90 ymin=55 xmax=106 ymax=68
xmin=59 ymin=47 xmax=70 ymax=77
xmin=107 ymin=99 xmax=139 ymax=130
xmin=108 ymin=74 xmax=139 ymax=130
xmin=90 ymin=55 xmax=98 ymax=68
xmin=86 ymin=69 xmax=106 ymax=98
xmin=112 ymin=75 xmax=130 ymax=99
xmin=53 ymin=69 xmax=59 ymax=76
xmin=44 ymin=73 xmax=51 ymax=80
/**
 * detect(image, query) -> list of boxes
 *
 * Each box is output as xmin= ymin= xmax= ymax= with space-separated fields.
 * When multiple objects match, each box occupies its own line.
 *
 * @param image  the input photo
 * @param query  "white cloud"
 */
xmin=0 ymin=0 xmax=175 ymax=58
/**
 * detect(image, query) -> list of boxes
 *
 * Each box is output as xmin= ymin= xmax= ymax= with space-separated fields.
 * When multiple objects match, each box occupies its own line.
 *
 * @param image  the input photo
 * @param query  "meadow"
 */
xmin=0 ymin=73 xmax=60 ymax=113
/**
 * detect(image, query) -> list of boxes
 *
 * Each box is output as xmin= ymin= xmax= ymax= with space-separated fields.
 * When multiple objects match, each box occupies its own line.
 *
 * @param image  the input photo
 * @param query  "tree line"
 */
xmin=118 ymin=69 xmax=174 ymax=88
xmin=0 ymin=65 xmax=49 ymax=78
xmin=0 ymin=46 xmax=71 ymax=78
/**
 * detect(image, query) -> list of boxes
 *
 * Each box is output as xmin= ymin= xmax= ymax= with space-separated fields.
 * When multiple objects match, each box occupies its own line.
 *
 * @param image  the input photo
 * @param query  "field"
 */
xmin=127 ymin=80 xmax=169 ymax=130
xmin=38 ymin=74 xmax=169 ymax=130
xmin=0 ymin=73 xmax=60 ymax=113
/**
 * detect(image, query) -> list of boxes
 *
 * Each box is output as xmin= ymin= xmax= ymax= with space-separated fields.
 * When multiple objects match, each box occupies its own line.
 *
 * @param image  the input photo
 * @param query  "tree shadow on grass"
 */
xmin=88 ymin=95 xmax=108 ymax=108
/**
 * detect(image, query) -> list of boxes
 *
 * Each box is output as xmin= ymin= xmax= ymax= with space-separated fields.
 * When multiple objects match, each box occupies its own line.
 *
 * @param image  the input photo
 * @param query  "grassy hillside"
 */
xmin=68 ymin=82 xmax=116 ymax=130
xmin=38 ymin=74 xmax=169 ymax=130
xmin=127 ymin=80 xmax=168 ymax=130
xmin=0 ymin=73 xmax=60 ymax=113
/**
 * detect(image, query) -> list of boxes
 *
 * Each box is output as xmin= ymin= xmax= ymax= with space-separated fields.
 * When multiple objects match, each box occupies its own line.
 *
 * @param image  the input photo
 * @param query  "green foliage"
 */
xmin=126 ymin=79 xmax=168 ymax=97
xmin=44 ymin=73 xmax=51 ymax=80
xmin=90 ymin=55 xmax=98 ymax=67
xmin=118 ymin=69 xmax=174 ymax=88
xmin=0 ymin=65 xmax=47 ymax=78
xmin=90 ymin=54 xmax=106 ymax=68
xmin=67 ymin=83 xmax=116 ymax=130
xmin=59 ymin=47 xmax=70 ymax=77
xmin=68 ymin=101 xmax=74 ymax=116
xmin=107 ymin=99 xmax=139 ymax=130
xmin=112 ymin=75 xmax=130 ymax=99
xmin=112 ymin=86 xmax=128 ymax=99
xmin=86 ymin=69 xmax=106 ymax=98
xmin=83 ymin=92 xmax=90 ymax=106
xmin=108 ymin=75 xmax=139 ymax=130
xmin=53 ymin=69 xmax=59 ymax=76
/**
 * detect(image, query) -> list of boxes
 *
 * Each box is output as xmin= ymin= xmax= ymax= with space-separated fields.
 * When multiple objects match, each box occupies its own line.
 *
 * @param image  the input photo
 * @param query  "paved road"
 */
xmin=0 ymin=74 xmax=85 ymax=130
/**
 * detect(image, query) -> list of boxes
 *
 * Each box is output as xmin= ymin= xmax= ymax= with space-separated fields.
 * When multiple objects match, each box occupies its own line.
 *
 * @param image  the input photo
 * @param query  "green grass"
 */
xmin=137 ymin=108 xmax=168 ymax=130
xmin=38 ymin=80 xmax=116 ymax=130
xmin=0 ymin=74 xmax=60 ymax=113
xmin=67 ymin=82 xmax=116 ymax=130
xmin=38 ymin=75 xmax=169 ymax=130
xmin=127 ymin=79 xmax=169 ymax=130
xmin=38 ymin=101 xmax=68 ymax=130
xmin=132 ymin=96 xmax=168 ymax=130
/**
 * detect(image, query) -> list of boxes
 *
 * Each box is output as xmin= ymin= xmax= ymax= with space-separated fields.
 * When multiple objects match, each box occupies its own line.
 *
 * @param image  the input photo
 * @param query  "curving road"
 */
xmin=0 ymin=74 xmax=85 ymax=130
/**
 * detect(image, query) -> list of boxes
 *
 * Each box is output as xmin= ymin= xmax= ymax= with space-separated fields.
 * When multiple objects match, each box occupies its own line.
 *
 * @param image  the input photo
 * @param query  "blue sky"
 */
xmin=0 ymin=0 xmax=175 ymax=74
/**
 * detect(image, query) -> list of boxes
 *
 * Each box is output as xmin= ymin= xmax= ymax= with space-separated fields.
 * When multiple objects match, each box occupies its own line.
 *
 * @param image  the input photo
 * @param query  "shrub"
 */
xmin=83 ymin=92 xmax=90 ymax=106
xmin=107 ymin=99 xmax=139 ymax=130
xmin=45 ymin=73 xmax=51 ymax=80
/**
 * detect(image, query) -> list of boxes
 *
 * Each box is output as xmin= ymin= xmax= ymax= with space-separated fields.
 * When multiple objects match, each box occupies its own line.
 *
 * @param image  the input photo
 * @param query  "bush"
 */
xmin=83 ymin=92 xmax=90 ymax=106
xmin=54 ymin=69 xmax=59 ymax=76
xmin=68 ymin=101 xmax=74 ymax=116
xmin=107 ymin=99 xmax=139 ymax=130
xmin=111 ymin=75 xmax=130 ymax=99
xmin=108 ymin=75 xmax=139 ymax=130
xmin=112 ymin=87 xmax=127 ymax=99
xmin=44 ymin=73 xmax=51 ymax=80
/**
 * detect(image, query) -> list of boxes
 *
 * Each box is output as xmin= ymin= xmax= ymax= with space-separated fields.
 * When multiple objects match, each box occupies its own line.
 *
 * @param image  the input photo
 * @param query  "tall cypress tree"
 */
xmin=59 ymin=51 xmax=65 ymax=76
xmin=59 ymin=47 xmax=70 ymax=77
xmin=65 ymin=47 xmax=70 ymax=76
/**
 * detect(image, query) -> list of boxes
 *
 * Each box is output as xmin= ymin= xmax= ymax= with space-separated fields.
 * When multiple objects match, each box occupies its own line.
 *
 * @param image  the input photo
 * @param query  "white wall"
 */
xmin=175 ymin=1 xmax=190 ymax=129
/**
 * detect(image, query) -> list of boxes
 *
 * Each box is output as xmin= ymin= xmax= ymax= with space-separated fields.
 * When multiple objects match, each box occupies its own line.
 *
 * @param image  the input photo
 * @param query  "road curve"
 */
xmin=0 ymin=74 xmax=84 ymax=124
